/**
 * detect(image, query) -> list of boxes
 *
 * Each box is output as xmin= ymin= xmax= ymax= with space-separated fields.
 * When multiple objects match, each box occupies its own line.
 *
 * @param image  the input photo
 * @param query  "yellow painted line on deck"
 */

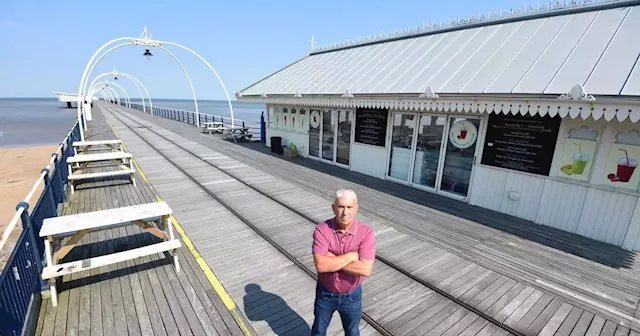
xmin=105 ymin=112 xmax=254 ymax=336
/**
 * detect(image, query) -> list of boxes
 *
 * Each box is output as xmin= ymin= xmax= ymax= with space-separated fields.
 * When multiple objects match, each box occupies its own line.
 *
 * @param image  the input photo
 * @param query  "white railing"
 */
xmin=312 ymin=0 xmax=630 ymax=53
xmin=128 ymin=102 xmax=258 ymax=130
xmin=0 ymin=120 xmax=79 ymax=254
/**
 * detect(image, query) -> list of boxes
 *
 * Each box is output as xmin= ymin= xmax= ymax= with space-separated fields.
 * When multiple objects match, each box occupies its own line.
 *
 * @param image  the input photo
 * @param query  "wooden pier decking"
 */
xmin=106 ymin=103 xmax=640 ymax=335
xmin=33 ymin=110 xmax=248 ymax=336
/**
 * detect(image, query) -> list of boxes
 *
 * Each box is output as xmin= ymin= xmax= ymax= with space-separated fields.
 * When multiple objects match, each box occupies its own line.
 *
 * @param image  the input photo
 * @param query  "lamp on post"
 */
xmin=143 ymin=48 xmax=153 ymax=60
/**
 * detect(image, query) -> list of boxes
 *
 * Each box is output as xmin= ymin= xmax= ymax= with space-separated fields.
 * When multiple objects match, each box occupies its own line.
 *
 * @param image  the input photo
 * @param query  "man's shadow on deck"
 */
xmin=243 ymin=284 xmax=310 ymax=336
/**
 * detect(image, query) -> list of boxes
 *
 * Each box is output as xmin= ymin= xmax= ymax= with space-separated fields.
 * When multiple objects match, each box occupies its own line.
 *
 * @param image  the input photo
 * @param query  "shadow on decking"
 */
xmin=243 ymin=284 xmax=310 ymax=335
xmin=55 ymin=233 xmax=170 ymax=293
xmin=227 ymin=140 xmax=639 ymax=270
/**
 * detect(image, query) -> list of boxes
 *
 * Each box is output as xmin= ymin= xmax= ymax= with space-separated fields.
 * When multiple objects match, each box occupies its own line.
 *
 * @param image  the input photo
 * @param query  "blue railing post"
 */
xmin=41 ymin=169 xmax=56 ymax=213
xmin=16 ymin=202 xmax=44 ymax=275
xmin=260 ymin=111 xmax=266 ymax=143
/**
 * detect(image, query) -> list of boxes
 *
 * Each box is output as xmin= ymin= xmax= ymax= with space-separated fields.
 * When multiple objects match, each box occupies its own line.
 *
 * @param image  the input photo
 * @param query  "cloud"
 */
xmin=615 ymin=129 xmax=640 ymax=146
xmin=568 ymin=126 xmax=599 ymax=141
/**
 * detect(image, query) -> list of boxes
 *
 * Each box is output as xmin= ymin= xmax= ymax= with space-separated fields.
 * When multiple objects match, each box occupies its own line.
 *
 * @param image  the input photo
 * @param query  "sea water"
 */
xmin=0 ymin=98 xmax=265 ymax=147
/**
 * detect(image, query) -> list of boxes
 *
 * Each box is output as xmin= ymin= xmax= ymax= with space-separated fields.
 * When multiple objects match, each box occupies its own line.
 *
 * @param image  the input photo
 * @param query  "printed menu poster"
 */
xmin=603 ymin=130 xmax=640 ymax=191
xmin=557 ymin=125 xmax=600 ymax=182
xmin=481 ymin=113 xmax=561 ymax=176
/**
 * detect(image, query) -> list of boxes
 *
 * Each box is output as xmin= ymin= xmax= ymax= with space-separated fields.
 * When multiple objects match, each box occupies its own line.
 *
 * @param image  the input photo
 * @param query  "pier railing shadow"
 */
xmin=228 ymin=141 xmax=639 ymax=270
xmin=242 ymin=284 xmax=310 ymax=336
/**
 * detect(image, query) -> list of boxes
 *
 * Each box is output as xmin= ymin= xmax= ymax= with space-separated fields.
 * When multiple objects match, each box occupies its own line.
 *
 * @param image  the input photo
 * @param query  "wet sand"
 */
xmin=0 ymin=145 xmax=58 ymax=269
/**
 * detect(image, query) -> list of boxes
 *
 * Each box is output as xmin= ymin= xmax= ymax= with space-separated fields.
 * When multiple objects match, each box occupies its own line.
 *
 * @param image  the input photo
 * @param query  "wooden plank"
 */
xmin=40 ymin=202 xmax=171 ymax=237
xmin=512 ymin=293 xmax=554 ymax=333
xmin=555 ymin=307 xmax=585 ymax=336
xmin=538 ymin=302 xmax=573 ymax=336
xmin=73 ymin=139 xmax=122 ymax=146
xmin=98 ymin=230 xmax=115 ymax=336
xmin=104 ymin=228 xmax=128 ymax=336
xmin=569 ymin=311 xmax=595 ymax=336
xmin=89 ymin=231 xmax=103 ymax=336
xmin=42 ymin=240 xmax=180 ymax=279
xmin=124 ymin=224 xmax=171 ymax=336
xmin=601 ymin=320 xmax=619 ymax=336
xmin=67 ymin=151 xmax=132 ymax=163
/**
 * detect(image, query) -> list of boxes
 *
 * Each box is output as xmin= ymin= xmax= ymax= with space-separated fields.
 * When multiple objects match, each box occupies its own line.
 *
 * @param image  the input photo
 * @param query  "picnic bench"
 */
xmin=72 ymin=139 xmax=123 ymax=155
xmin=67 ymin=152 xmax=136 ymax=194
xmin=223 ymin=126 xmax=252 ymax=143
xmin=39 ymin=202 xmax=181 ymax=307
xmin=201 ymin=121 xmax=224 ymax=134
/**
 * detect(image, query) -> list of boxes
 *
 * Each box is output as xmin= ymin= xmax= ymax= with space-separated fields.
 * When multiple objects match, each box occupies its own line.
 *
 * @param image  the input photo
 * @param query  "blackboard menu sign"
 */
xmin=481 ymin=113 xmax=561 ymax=176
xmin=354 ymin=108 xmax=388 ymax=147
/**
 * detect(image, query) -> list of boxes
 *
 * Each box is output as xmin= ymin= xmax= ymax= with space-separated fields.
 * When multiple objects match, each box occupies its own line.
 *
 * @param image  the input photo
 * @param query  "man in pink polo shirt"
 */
xmin=311 ymin=189 xmax=375 ymax=336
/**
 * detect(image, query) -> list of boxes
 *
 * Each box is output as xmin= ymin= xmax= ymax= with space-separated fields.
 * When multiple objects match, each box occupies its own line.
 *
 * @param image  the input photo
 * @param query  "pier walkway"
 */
xmin=34 ymin=109 xmax=249 ymax=336
xmin=96 ymin=101 xmax=640 ymax=335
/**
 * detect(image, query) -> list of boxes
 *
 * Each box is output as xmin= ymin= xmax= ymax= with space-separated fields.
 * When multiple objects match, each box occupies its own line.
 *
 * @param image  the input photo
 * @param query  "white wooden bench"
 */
xmin=202 ymin=121 xmax=224 ymax=134
xmin=72 ymin=139 xmax=123 ymax=155
xmin=67 ymin=152 xmax=136 ymax=194
xmin=39 ymin=202 xmax=181 ymax=307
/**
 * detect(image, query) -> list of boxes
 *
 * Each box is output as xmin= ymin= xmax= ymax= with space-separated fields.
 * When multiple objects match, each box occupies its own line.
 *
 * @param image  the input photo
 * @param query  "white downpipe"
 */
xmin=88 ymin=72 xmax=146 ymax=112
xmin=160 ymin=41 xmax=235 ymax=128
xmin=157 ymin=45 xmax=200 ymax=127
xmin=76 ymin=38 xmax=134 ymax=141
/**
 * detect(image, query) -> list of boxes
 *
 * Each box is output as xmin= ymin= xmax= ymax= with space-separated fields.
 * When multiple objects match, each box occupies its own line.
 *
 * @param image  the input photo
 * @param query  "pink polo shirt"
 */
xmin=312 ymin=218 xmax=376 ymax=294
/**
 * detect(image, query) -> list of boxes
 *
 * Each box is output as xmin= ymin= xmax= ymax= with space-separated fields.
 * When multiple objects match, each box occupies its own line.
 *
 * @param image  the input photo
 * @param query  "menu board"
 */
xmin=481 ymin=113 xmax=561 ymax=176
xmin=354 ymin=108 xmax=388 ymax=147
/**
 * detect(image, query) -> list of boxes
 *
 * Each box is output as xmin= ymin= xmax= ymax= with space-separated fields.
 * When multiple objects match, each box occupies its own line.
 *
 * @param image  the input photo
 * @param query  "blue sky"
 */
xmin=0 ymin=0 xmax=528 ymax=100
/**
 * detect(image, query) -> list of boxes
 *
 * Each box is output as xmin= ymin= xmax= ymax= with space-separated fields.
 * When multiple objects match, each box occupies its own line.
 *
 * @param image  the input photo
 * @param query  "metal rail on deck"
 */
xmin=128 ymin=102 xmax=259 ymax=130
xmin=108 ymin=105 xmax=525 ymax=336
xmin=0 ymin=120 xmax=81 ymax=336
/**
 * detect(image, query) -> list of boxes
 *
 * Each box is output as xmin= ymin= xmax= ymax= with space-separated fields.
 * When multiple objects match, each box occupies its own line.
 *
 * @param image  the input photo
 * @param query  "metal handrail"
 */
xmin=129 ymin=102 xmax=258 ymax=128
xmin=0 ymin=120 xmax=79 ymax=254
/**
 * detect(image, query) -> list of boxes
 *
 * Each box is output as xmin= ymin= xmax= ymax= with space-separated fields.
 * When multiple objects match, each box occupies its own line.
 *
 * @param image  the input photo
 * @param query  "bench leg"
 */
xmin=165 ymin=216 xmax=180 ymax=273
xmin=44 ymin=239 xmax=58 ymax=307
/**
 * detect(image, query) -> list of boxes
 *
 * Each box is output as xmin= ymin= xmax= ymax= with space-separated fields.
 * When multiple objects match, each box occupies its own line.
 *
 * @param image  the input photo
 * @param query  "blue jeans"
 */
xmin=311 ymin=282 xmax=362 ymax=336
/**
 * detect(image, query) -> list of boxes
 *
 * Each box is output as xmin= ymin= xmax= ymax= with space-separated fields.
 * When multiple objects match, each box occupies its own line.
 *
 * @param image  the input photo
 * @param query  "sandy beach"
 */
xmin=0 ymin=145 xmax=59 ymax=269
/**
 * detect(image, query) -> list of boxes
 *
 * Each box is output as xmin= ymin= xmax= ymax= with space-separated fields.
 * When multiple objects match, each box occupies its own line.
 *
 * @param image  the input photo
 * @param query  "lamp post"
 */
xmin=88 ymin=69 xmax=152 ymax=114
xmin=75 ymin=27 xmax=233 ymax=141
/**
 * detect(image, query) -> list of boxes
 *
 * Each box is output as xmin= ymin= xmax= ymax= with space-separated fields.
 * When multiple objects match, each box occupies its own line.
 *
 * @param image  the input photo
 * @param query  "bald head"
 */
xmin=332 ymin=189 xmax=358 ymax=230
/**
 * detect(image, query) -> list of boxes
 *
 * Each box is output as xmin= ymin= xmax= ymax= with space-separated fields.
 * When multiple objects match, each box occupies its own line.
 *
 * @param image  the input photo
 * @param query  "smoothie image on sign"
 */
xmin=608 ymin=149 xmax=637 ymax=182
xmin=572 ymin=152 xmax=589 ymax=174
xmin=560 ymin=142 xmax=589 ymax=175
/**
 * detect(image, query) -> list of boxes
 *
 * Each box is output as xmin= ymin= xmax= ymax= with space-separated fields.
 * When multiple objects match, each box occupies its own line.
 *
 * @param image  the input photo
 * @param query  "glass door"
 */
xmin=308 ymin=109 xmax=321 ymax=158
xmin=411 ymin=115 xmax=446 ymax=190
xmin=387 ymin=113 xmax=416 ymax=182
xmin=321 ymin=109 xmax=335 ymax=162
xmin=336 ymin=110 xmax=353 ymax=167
xmin=437 ymin=117 xmax=482 ymax=199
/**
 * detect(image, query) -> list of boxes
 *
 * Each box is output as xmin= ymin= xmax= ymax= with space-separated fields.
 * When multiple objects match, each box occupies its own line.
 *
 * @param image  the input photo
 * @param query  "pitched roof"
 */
xmin=238 ymin=2 xmax=640 ymax=98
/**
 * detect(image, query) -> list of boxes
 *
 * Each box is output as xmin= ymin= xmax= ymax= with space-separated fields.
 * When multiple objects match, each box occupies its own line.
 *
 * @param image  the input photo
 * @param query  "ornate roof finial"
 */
xmin=294 ymin=90 xmax=302 ymax=98
xmin=419 ymin=86 xmax=439 ymax=98
xmin=261 ymin=93 xmax=268 ymax=98
xmin=342 ymin=89 xmax=354 ymax=98
xmin=557 ymin=84 xmax=596 ymax=101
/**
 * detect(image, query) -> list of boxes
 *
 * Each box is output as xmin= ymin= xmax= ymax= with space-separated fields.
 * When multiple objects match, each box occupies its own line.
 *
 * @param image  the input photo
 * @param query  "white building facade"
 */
xmin=238 ymin=0 xmax=640 ymax=251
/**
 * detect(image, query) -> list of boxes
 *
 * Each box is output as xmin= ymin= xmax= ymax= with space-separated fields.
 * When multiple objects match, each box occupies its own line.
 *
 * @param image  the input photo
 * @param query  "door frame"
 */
xmin=385 ymin=111 xmax=486 ymax=202
xmin=308 ymin=108 xmax=322 ymax=161
xmin=385 ymin=111 xmax=418 ymax=185
xmin=311 ymin=108 xmax=354 ymax=169
xmin=408 ymin=113 xmax=448 ymax=193
xmin=434 ymin=115 xmax=485 ymax=201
